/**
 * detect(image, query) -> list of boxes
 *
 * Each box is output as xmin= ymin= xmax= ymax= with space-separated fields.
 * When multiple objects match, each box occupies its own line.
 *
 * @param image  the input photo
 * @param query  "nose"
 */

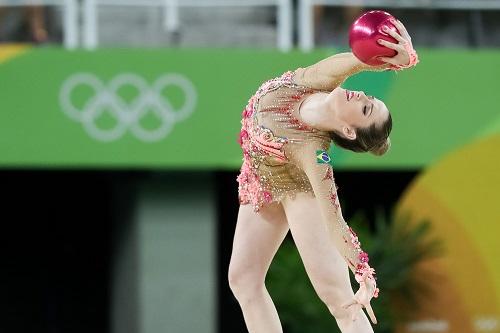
xmin=357 ymin=91 xmax=366 ymax=99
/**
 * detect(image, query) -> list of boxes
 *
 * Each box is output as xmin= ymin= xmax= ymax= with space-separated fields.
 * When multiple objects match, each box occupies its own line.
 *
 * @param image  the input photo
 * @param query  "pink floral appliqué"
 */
xmin=348 ymin=227 xmax=361 ymax=249
xmin=253 ymin=126 xmax=288 ymax=162
xmin=242 ymin=96 xmax=256 ymax=119
xmin=322 ymin=166 xmax=334 ymax=181
xmin=237 ymin=161 xmax=261 ymax=205
xmin=236 ymin=70 xmax=310 ymax=212
xmin=263 ymin=191 xmax=273 ymax=203
xmin=238 ymin=129 xmax=249 ymax=146
xmin=359 ymin=251 xmax=369 ymax=263
xmin=328 ymin=185 xmax=340 ymax=211
xmin=355 ymin=265 xmax=376 ymax=281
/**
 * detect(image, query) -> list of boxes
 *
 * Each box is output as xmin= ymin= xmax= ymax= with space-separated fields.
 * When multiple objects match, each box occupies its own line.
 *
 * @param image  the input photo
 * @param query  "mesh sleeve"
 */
xmin=290 ymin=141 xmax=378 ymax=291
xmin=294 ymin=52 xmax=390 ymax=91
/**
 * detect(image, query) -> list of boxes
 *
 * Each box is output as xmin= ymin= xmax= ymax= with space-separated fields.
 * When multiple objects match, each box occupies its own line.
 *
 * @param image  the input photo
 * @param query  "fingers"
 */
xmin=391 ymin=18 xmax=412 ymax=42
xmin=344 ymin=300 xmax=376 ymax=324
xmin=383 ymin=25 xmax=405 ymax=43
xmin=391 ymin=19 xmax=411 ymax=45
xmin=364 ymin=302 xmax=378 ymax=324
xmin=377 ymin=56 xmax=398 ymax=66
xmin=343 ymin=297 xmax=377 ymax=324
xmin=377 ymin=39 xmax=401 ymax=51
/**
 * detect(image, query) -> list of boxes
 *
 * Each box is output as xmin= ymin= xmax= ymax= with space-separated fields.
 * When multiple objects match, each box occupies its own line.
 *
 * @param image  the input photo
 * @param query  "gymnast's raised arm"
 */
xmin=294 ymin=18 xmax=418 ymax=91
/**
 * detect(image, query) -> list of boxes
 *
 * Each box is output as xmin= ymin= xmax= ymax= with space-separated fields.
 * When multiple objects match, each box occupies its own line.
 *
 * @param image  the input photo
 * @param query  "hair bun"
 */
xmin=370 ymin=137 xmax=391 ymax=156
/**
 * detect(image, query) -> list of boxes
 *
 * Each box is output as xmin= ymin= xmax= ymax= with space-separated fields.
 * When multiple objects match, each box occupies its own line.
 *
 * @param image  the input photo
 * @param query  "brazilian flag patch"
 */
xmin=316 ymin=150 xmax=331 ymax=164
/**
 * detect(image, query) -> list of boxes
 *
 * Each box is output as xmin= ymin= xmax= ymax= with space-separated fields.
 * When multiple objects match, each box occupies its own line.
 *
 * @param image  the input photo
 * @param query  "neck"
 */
xmin=299 ymin=92 xmax=342 ymax=132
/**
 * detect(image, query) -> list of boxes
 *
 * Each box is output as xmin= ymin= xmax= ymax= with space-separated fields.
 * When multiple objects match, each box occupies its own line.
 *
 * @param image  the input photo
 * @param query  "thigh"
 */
xmin=229 ymin=202 xmax=290 ymax=280
xmin=282 ymin=193 xmax=355 ymax=297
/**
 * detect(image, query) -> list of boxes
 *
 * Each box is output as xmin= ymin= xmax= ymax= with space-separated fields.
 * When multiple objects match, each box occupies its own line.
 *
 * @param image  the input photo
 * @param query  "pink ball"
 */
xmin=349 ymin=10 xmax=399 ymax=66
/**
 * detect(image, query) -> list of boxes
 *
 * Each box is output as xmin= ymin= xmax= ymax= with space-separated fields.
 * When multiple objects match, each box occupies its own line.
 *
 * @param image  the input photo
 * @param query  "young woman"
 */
xmin=229 ymin=19 xmax=418 ymax=333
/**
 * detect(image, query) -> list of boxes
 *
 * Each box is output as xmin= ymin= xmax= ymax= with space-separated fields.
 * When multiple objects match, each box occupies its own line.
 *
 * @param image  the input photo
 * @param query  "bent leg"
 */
xmin=228 ymin=202 xmax=289 ymax=333
xmin=282 ymin=193 xmax=374 ymax=333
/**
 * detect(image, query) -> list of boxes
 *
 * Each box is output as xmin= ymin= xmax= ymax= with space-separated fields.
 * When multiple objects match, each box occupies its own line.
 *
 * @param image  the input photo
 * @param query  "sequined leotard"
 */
xmin=236 ymin=68 xmax=378 ymax=290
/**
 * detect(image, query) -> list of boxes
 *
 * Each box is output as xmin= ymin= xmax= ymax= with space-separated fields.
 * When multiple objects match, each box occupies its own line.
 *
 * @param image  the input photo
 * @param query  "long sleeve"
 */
xmin=294 ymin=52 xmax=389 ymax=91
xmin=290 ymin=140 xmax=378 ymax=288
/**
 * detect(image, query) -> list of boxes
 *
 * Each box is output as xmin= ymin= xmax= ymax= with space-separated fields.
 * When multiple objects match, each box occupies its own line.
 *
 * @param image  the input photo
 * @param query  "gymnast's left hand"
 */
xmin=341 ymin=271 xmax=378 ymax=324
xmin=376 ymin=18 xmax=415 ymax=67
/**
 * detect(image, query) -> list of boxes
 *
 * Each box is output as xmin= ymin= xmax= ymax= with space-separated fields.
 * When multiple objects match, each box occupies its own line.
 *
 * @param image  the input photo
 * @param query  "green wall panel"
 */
xmin=0 ymin=47 xmax=498 ymax=169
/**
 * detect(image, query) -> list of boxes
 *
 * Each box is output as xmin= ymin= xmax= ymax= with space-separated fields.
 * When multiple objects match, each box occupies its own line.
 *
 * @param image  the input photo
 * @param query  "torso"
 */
xmin=237 ymin=70 xmax=333 ymax=211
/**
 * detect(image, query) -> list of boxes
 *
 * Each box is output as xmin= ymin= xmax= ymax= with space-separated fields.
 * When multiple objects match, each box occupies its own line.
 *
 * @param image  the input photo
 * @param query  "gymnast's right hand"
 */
xmin=341 ymin=271 xmax=379 ymax=324
xmin=376 ymin=18 xmax=418 ymax=69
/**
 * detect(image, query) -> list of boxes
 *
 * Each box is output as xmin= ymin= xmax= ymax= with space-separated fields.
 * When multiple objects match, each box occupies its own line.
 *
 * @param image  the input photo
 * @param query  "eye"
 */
xmin=362 ymin=106 xmax=367 ymax=115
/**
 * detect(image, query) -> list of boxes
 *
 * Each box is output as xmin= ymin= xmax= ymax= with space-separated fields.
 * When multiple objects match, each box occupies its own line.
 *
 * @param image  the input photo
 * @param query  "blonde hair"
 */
xmin=370 ymin=137 xmax=391 ymax=156
xmin=329 ymin=112 xmax=392 ymax=156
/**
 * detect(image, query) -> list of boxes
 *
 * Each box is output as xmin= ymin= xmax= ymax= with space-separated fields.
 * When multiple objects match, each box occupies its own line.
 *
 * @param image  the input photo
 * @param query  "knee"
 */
xmin=315 ymin=285 xmax=352 ymax=319
xmin=228 ymin=261 xmax=265 ymax=301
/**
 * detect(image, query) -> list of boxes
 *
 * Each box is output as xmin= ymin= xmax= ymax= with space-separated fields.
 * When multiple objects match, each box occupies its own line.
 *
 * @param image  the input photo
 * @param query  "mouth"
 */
xmin=345 ymin=89 xmax=354 ymax=101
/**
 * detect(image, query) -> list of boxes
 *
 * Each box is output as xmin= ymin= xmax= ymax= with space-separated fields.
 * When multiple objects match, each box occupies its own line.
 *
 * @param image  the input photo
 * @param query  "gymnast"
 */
xmin=229 ymin=18 xmax=418 ymax=333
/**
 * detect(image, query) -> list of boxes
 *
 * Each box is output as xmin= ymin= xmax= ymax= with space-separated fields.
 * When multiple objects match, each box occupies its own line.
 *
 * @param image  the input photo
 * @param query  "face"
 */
xmin=326 ymin=87 xmax=389 ymax=134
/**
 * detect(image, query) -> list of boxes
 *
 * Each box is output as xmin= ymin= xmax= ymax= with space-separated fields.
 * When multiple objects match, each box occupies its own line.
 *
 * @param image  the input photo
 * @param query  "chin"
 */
xmin=329 ymin=87 xmax=346 ymax=110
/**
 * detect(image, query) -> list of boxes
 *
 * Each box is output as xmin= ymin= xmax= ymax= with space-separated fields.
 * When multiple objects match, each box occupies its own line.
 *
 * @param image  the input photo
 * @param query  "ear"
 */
xmin=342 ymin=125 xmax=357 ymax=140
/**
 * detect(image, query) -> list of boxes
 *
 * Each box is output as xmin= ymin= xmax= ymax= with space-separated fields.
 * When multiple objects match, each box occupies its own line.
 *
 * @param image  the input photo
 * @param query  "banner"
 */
xmin=396 ymin=134 xmax=500 ymax=333
xmin=1 ymin=46 xmax=499 ymax=169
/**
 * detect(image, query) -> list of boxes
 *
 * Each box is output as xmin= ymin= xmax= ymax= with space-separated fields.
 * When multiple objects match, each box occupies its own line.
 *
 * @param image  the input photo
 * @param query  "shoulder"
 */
xmin=287 ymin=135 xmax=331 ymax=165
xmin=290 ymin=68 xmax=312 ymax=87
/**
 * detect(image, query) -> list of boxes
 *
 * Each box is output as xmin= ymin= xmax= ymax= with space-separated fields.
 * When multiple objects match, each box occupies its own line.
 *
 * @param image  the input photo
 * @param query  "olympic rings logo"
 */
xmin=59 ymin=73 xmax=197 ymax=142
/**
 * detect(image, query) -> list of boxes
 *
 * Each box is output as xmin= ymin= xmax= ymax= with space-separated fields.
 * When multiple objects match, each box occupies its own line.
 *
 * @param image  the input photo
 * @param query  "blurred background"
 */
xmin=0 ymin=1 xmax=499 ymax=332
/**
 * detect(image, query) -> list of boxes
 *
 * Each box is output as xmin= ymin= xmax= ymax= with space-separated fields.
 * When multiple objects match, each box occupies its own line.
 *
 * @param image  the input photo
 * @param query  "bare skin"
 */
xmin=228 ymin=203 xmax=289 ymax=333
xmin=229 ymin=18 xmax=416 ymax=333
xmin=296 ymin=18 xmax=415 ymax=140
xmin=282 ymin=193 xmax=374 ymax=332
xmin=229 ymin=197 xmax=373 ymax=333
xmin=297 ymin=89 xmax=390 ymax=138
